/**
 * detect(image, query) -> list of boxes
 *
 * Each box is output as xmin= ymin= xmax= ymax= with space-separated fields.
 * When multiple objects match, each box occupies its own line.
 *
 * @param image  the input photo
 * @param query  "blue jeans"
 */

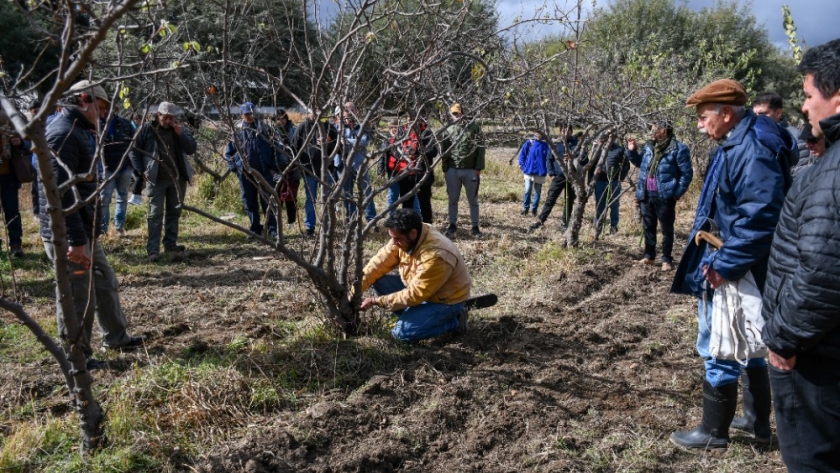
xmin=237 ymin=170 xmax=276 ymax=235
xmin=372 ymin=274 xmax=463 ymax=342
xmin=594 ymin=180 xmax=620 ymax=228
xmin=522 ymin=177 xmax=543 ymax=213
xmin=696 ymin=299 xmax=765 ymax=387
xmin=100 ymin=167 xmax=132 ymax=233
xmin=303 ymin=175 xmax=319 ymax=231
xmin=342 ymin=169 xmax=377 ymax=222
xmin=0 ymin=174 xmax=22 ymax=245
xmin=770 ymin=354 xmax=840 ymax=472
xmin=387 ymin=181 xmax=420 ymax=214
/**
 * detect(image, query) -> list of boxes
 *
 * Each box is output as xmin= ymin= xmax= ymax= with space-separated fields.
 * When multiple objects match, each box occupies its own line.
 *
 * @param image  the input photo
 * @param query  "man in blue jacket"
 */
xmin=516 ymin=131 xmax=550 ymax=216
xmin=670 ymin=79 xmax=793 ymax=449
xmin=225 ymin=102 xmax=279 ymax=239
xmin=627 ymin=120 xmax=693 ymax=271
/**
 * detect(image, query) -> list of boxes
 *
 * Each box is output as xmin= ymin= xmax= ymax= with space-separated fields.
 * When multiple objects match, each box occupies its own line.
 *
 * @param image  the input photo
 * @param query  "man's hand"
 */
xmin=475 ymin=169 xmax=481 ymax=176
xmin=769 ymin=349 xmax=796 ymax=371
xmin=627 ymin=137 xmax=636 ymax=152
xmin=10 ymin=137 xmax=22 ymax=147
xmin=359 ymin=297 xmax=379 ymax=310
xmin=67 ymin=245 xmax=91 ymax=269
xmin=702 ymin=265 xmax=726 ymax=289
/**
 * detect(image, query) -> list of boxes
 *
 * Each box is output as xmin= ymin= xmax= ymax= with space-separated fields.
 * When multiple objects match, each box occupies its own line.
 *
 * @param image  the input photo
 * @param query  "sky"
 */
xmin=495 ymin=0 xmax=839 ymax=49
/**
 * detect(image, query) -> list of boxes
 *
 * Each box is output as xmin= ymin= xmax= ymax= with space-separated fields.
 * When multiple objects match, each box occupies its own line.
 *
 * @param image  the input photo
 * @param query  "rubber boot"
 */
xmin=670 ymin=380 xmax=738 ymax=449
xmin=730 ymin=367 xmax=772 ymax=443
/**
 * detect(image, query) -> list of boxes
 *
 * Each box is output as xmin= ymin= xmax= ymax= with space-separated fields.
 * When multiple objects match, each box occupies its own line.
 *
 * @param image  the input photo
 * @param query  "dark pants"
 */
xmin=238 ymin=170 xmax=276 ymax=235
xmin=0 ymin=174 xmax=23 ymax=246
xmin=131 ymin=169 xmax=144 ymax=195
xmin=398 ymin=178 xmax=434 ymax=224
xmin=770 ymin=355 xmax=840 ymax=472
xmin=146 ymin=178 xmax=186 ymax=255
xmin=640 ymin=196 xmax=676 ymax=263
xmin=537 ymin=175 xmax=574 ymax=225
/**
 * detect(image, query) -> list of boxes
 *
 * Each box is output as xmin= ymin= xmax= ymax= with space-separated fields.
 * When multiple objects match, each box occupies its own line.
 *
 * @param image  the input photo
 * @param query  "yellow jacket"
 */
xmin=361 ymin=224 xmax=471 ymax=311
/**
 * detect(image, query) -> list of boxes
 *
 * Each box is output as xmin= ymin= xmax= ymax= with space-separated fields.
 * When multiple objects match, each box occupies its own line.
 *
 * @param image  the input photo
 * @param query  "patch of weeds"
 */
xmin=0 ymin=416 xmax=74 ymax=470
xmin=249 ymin=378 xmax=281 ymax=412
xmin=0 ymin=321 xmax=53 ymax=363
xmin=226 ymin=335 xmax=250 ymax=353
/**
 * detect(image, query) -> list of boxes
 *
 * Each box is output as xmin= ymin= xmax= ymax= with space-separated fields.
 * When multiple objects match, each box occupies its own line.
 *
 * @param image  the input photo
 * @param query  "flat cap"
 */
xmin=67 ymin=80 xmax=109 ymax=102
xmin=158 ymin=101 xmax=179 ymax=116
xmin=685 ymin=79 xmax=747 ymax=107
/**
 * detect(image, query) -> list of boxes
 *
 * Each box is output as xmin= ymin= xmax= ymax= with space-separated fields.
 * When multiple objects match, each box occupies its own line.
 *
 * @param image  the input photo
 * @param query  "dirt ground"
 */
xmin=1 ymin=148 xmax=786 ymax=472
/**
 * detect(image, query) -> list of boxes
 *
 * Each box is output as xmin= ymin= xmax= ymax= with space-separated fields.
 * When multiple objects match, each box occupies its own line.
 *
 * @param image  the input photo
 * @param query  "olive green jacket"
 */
xmin=441 ymin=119 xmax=485 ymax=171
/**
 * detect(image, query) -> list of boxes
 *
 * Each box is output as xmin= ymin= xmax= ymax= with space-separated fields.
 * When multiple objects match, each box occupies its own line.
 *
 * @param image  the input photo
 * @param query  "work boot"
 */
xmin=455 ymin=308 xmax=469 ymax=334
xmin=528 ymin=220 xmax=543 ymax=231
xmin=730 ymin=367 xmax=772 ymax=443
xmin=670 ymin=380 xmax=738 ymax=449
xmin=471 ymin=226 xmax=482 ymax=237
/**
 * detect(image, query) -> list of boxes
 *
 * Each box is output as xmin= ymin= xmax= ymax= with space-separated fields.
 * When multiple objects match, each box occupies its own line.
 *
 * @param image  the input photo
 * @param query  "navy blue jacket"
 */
xmin=548 ymin=136 xmax=578 ymax=177
xmin=100 ymin=114 xmax=136 ymax=172
xmin=225 ymin=119 xmax=277 ymax=175
xmin=593 ymin=143 xmax=630 ymax=182
xmin=762 ymin=113 xmax=840 ymax=361
xmin=672 ymin=111 xmax=794 ymax=297
xmin=628 ymin=138 xmax=693 ymax=200
xmin=40 ymin=108 xmax=98 ymax=245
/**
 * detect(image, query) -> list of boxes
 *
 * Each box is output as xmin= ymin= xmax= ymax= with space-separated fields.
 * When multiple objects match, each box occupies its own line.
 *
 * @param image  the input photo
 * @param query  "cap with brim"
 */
xmin=450 ymin=103 xmax=463 ymax=115
xmin=800 ymin=123 xmax=817 ymax=142
xmin=67 ymin=80 xmax=109 ymax=103
xmin=686 ymin=79 xmax=747 ymax=108
xmin=240 ymin=102 xmax=256 ymax=115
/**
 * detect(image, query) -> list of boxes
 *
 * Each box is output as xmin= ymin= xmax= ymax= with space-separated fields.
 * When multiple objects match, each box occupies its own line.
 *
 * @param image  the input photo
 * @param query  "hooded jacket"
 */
xmin=361 ymin=224 xmax=471 ymax=312
xmin=224 ymin=119 xmax=277 ymax=175
xmin=762 ymin=113 xmax=840 ymax=361
xmin=672 ymin=111 xmax=794 ymax=298
xmin=517 ymin=137 xmax=550 ymax=177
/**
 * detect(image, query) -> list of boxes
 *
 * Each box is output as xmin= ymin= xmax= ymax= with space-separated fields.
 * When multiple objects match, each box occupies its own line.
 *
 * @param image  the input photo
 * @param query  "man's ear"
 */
xmin=79 ymin=93 xmax=93 ymax=104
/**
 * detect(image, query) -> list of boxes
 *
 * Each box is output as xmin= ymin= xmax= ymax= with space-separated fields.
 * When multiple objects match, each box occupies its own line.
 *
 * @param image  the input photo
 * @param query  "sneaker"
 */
xmin=661 ymin=261 xmax=674 ymax=271
xmin=164 ymin=244 xmax=186 ymax=252
xmin=609 ymin=226 xmax=619 ymax=235
xmin=10 ymin=244 xmax=23 ymax=257
xmin=115 ymin=229 xmax=125 ymax=238
xmin=471 ymin=226 xmax=482 ymax=237
xmin=455 ymin=308 xmax=469 ymax=334
xmin=520 ymin=209 xmax=528 ymax=216
xmin=531 ymin=209 xmax=538 ymax=216
xmin=444 ymin=224 xmax=457 ymax=237
xmin=128 ymin=195 xmax=143 ymax=206
xmin=287 ymin=223 xmax=295 ymax=232
xmin=528 ymin=220 xmax=543 ymax=231
xmin=305 ymin=228 xmax=315 ymax=237
xmin=637 ymin=257 xmax=655 ymax=266
xmin=148 ymin=253 xmax=160 ymax=262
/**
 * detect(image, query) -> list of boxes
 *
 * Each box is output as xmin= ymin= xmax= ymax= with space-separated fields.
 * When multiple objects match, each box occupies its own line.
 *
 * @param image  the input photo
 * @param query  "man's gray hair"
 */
xmin=712 ymin=103 xmax=746 ymax=119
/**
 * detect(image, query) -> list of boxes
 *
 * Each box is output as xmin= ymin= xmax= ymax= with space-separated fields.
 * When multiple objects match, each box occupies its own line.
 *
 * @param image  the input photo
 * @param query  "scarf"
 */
xmin=648 ymin=136 xmax=673 ymax=179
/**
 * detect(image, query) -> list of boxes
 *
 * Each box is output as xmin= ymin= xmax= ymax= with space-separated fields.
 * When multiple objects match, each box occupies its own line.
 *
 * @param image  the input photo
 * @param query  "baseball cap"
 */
xmin=240 ymin=102 xmax=257 ymax=115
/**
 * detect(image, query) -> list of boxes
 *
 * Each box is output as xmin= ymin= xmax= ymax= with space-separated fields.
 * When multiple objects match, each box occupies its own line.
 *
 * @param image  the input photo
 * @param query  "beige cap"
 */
xmin=450 ymin=103 xmax=463 ymax=115
xmin=67 ymin=80 xmax=109 ymax=102
xmin=158 ymin=101 xmax=179 ymax=115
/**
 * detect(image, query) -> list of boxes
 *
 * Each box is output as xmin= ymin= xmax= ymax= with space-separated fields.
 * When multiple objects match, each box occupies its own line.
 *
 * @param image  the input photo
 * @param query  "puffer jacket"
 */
xmin=628 ymin=137 xmax=693 ymax=200
xmin=100 ymin=114 xmax=136 ymax=172
xmin=517 ymin=137 xmax=549 ymax=176
xmin=593 ymin=143 xmax=630 ymax=182
xmin=130 ymin=118 xmax=197 ymax=184
xmin=672 ymin=111 xmax=794 ymax=297
xmin=40 ymin=108 xmax=98 ymax=245
xmin=224 ymin=119 xmax=277 ymax=175
xmin=361 ymin=224 xmax=471 ymax=312
xmin=441 ymin=119 xmax=485 ymax=171
xmin=762 ymin=113 xmax=840 ymax=361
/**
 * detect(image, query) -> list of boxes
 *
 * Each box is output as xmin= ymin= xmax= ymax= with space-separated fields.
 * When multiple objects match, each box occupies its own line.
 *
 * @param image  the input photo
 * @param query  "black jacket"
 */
xmin=762 ymin=113 xmax=840 ymax=361
xmin=40 ymin=108 xmax=98 ymax=245
xmin=593 ymin=143 xmax=629 ymax=182
xmin=291 ymin=118 xmax=337 ymax=176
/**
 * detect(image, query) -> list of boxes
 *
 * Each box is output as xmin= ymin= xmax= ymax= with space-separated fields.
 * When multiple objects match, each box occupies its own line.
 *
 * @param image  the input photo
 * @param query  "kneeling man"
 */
xmin=359 ymin=209 xmax=471 ymax=341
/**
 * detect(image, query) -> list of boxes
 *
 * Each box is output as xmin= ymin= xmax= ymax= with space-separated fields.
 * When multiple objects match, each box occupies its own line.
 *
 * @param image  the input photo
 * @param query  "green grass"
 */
xmin=0 ymin=319 xmax=54 ymax=364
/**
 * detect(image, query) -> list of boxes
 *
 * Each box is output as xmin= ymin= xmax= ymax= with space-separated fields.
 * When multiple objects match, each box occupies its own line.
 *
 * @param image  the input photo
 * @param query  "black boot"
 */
xmin=670 ymin=380 xmax=738 ymax=449
xmin=730 ymin=367 xmax=772 ymax=443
